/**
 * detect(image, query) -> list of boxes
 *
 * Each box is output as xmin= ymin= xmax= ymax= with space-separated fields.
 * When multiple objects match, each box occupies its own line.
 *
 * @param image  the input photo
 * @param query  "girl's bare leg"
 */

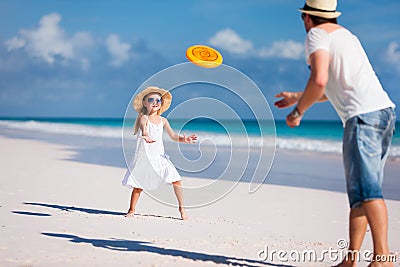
xmin=125 ymin=188 xmax=143 ymax=217
xmin=172 ymin=181 xmax=189 ymax=220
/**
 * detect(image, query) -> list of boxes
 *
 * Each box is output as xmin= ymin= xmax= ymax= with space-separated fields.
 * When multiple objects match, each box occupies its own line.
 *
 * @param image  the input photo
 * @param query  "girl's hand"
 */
xmin=142 ymin=136 xmax=156 ymax=143
xmin=183 ymin=134 xmax=197 ymax=144
xmin=274 ymin=92 xmax=301 ymax=109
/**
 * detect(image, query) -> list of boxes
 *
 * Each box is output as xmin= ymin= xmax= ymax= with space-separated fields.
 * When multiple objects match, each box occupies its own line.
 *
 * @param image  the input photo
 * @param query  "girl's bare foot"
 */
xmin=125 ymin=210 xmax=135 ymax=217
xmin=179 ymin=207 xmax=189 ymax=220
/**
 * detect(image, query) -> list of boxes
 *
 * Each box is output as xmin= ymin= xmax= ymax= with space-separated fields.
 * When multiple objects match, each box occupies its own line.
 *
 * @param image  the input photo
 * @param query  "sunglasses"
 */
xmin=301 ymin=13 xmax=306 ymax=21
xmin=147 ymin=97 xmax=162 ymax=104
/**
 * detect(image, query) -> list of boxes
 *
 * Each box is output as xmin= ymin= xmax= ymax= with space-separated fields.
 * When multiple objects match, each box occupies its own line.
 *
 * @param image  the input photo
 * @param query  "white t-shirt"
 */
xmin=305 ymin=27 xmax=395 ymax=125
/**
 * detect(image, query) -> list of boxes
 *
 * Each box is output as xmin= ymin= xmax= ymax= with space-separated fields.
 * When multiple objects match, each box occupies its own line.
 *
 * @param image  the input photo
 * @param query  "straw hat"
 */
xmin=133 ymin=86 xmax=172 ymax=115
xmin=299 ymin=0 xmax=341 ymax=19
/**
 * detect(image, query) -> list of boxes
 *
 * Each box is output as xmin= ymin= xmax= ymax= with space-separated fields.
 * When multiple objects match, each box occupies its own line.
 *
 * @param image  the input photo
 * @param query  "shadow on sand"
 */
xmin=24 ymin=202 xmax=125 ymax=216
xmin=42 ymin=232 xmax=294 ymax=267
xmin=12 ymin=210 xmax=52 ymax=217
xmin=23 ymin=202 xmax=181 ymax=220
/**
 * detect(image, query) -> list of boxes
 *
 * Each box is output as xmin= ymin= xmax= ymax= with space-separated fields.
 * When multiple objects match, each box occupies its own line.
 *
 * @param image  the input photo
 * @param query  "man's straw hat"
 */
xmin=133 ymin=86 xmax=172 ymax=115
xmin=299 ymin=0 xmax=341 ymax=19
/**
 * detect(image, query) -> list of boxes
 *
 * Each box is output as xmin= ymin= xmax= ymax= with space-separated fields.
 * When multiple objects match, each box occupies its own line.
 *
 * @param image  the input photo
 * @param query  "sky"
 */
xmin=0 ymin=0 xmax=399 ymax=120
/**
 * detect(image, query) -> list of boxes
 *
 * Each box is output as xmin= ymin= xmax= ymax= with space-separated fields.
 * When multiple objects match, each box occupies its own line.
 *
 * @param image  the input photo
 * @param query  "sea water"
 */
xmin=0 ymin=117 xmax=399 ymax=157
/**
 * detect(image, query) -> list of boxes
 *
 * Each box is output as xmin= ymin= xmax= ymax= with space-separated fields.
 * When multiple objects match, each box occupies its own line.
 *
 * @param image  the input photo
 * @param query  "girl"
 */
xmin=122 ymin=86 xmax=197 ymax=220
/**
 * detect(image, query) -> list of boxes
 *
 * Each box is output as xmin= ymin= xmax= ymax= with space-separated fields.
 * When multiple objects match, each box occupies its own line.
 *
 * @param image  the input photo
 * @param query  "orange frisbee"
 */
xmin=186 ymin=45 xmax=223 ymax=68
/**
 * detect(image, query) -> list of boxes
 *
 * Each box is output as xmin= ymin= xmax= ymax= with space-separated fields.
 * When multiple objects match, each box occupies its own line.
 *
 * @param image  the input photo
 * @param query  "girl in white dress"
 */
xmin=122 ymin=86 xmax=197 ymax=220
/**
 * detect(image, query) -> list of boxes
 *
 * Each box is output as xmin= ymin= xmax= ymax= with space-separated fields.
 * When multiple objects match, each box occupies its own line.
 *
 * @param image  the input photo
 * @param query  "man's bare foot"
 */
xmin=334 ymin=254 xmax=396 ymax=267
xmin=125 ymin=210 xmax=135 ymax=217
xmin=367 ymin=258 xmax=395 ymax=267
xmin=179 ymin=207 xmax=189 ymax=220
xmin=332 ymin=253 xmax=357 ymax=267
xmin=332 ymin=258 xmax=355 ymax=267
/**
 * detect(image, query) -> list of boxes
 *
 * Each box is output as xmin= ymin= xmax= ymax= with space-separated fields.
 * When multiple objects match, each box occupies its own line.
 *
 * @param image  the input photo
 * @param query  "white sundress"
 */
xmin=122 ymin=116 xmax=181 ymax=190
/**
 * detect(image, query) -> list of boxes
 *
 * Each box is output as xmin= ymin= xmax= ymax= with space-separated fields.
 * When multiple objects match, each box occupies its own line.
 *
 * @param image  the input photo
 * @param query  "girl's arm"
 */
xmin=139 ymin=115 xmax=155 ymax=143
xmin=163 ymin=118 xmax=197 ymax=143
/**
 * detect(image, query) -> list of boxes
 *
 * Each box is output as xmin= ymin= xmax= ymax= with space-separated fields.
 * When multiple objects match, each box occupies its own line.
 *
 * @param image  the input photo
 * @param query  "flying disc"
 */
xmin=186 ymin=45 xmax=223 ymax=68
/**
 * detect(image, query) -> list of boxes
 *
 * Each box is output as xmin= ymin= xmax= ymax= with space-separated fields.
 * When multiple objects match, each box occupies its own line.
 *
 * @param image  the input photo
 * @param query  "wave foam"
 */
xmin=0 ymin=120 xmax=122 ymax=138
xmin=1 ymin=120 xmax=399 ymax=157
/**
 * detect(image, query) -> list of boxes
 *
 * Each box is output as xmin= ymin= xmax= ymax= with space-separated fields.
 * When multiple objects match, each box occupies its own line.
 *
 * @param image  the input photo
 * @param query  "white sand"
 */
xmin=0 ymin=135 xmax=399 ymax=266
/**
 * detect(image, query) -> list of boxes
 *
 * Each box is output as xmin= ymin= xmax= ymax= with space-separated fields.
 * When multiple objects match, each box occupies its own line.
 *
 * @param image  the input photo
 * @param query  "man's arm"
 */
xmin=286 ymin=49 xmax=329 ymax=127
xmin=296 ymin=50 xmax=330 ymax=114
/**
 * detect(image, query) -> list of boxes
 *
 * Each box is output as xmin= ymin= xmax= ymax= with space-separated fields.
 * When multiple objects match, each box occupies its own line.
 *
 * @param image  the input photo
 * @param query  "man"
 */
xmin=274 ymin=0 xmax=396 ymax=266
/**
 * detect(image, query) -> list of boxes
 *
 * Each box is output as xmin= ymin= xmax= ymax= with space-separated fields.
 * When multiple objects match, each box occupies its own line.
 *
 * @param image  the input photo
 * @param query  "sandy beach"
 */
xmin=0 ymin=129 xmax=399 ymax=266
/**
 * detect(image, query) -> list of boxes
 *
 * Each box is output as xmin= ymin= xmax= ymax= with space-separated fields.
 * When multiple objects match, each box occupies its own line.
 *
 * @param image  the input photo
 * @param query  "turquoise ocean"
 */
xmin=0 ymin=118 xmax=399 ymax=157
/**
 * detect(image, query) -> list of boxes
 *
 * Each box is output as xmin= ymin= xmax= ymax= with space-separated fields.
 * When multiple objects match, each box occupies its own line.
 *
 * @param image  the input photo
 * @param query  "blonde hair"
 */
xmin=133 ymin=92 xmax=162 ymax=135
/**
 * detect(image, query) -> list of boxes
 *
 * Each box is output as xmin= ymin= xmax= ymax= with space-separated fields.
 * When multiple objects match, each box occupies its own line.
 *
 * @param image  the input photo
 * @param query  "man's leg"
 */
xmin=349 ymin=207 xmax=368 ymax=253
xmin=336 ymin=207 xmax=368 ymax=267
xmin=363 ymin=199 xmax=393 ymax=266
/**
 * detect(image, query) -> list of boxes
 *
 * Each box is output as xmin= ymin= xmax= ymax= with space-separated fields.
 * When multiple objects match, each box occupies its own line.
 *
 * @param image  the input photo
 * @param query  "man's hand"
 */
xmin=274 ymin=92 xmax=301 ymax=109
xmin=286 ymin=112 xmax=302 ymax=128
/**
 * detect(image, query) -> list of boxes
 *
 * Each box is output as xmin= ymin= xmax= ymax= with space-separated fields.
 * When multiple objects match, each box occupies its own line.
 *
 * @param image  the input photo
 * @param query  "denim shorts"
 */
xmin=343 ymin=107 xmax=396 ymax=209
